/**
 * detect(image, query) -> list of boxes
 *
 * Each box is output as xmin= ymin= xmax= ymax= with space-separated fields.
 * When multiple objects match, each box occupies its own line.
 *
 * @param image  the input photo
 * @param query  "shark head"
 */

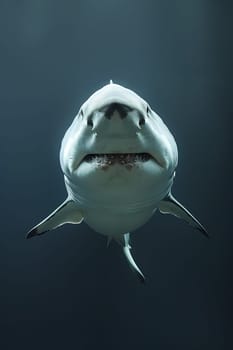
xmin=60 ymin=82 xmax=178 ymax=209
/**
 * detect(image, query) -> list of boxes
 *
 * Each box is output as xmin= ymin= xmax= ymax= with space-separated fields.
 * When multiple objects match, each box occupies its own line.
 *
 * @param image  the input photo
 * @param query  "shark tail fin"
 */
xmin=26 ymin=199 xmax=83 ymax=239
xmin=113 ymin=233 xmax=145 ymax=283
xmin=158 ymin=193 xmax=208 ymax=237
xmin=106 ymin=236 xmax=113 ymax=247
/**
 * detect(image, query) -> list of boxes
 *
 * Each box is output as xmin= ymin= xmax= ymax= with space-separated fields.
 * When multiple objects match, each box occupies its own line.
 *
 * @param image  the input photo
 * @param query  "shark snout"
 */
xmin=103 ymin=103 xmax=133 ymax=119
xmin=86 ymin=102 xmax=145 ymax=131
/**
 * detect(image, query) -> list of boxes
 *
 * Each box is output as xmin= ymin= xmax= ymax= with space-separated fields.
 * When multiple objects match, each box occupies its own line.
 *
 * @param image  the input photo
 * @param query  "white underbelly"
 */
xmin=83 ymin=206 xmax=157 ymax=236
xmin=64 ymin=172 xmax=172 ymax=236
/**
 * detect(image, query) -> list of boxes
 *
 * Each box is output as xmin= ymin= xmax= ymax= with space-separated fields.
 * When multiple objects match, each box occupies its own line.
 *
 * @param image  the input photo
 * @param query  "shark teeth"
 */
xmin=83 ymin=153 xmax=151 ymax=165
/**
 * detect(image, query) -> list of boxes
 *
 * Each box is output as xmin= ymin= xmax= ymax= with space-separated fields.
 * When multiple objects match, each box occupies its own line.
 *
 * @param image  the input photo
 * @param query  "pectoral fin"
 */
xmin=158 ymin=193 xmax=208 ymax=237
xmin=26 ymin=199 xmax=83 ymax=239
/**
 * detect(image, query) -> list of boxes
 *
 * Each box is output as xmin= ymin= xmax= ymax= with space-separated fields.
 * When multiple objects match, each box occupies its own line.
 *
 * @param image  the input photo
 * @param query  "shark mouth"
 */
xmin=82 ymin=153 xmax=152 ymax=169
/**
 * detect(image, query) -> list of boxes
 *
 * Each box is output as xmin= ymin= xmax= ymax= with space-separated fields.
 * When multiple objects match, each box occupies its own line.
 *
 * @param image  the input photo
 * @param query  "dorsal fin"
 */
xmin=109 ymin=79 xmax=114 ymax=84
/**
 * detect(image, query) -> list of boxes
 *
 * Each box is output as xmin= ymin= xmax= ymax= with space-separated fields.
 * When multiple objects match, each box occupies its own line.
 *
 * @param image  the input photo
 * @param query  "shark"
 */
xmin=27 ymin=81 xmax=208 ymax=282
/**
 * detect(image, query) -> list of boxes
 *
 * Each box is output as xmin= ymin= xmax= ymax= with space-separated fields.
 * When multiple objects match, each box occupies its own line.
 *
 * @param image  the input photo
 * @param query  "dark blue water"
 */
xmin=0 ymin=1 xmax=232 ymax=349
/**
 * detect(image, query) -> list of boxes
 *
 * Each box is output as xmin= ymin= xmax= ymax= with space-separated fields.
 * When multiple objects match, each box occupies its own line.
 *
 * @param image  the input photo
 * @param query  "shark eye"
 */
xmin=79 ymin=109 xmax=84 ymax=118
xmin=139 ymin=113 xmax=145 ymax=126
xmin=87 ymin=115 xmax=93 ymax=127
xmin=146 ymin=105 xmax=150 ymax=114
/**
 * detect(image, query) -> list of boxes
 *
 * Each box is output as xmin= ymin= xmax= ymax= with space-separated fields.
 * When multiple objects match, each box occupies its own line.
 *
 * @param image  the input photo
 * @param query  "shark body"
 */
xmin=27 ymin=82 xmax=207 ymax=282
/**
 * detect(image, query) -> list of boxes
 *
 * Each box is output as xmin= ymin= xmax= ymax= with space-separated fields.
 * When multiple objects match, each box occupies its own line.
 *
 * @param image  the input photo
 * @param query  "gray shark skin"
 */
xmin=27 ymin=81 xmax=208 ymax=283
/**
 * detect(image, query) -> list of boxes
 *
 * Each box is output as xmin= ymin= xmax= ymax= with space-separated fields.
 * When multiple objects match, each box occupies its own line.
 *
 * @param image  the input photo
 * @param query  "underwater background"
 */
xmin=0 ymin=1 xmax=232 ymax=349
